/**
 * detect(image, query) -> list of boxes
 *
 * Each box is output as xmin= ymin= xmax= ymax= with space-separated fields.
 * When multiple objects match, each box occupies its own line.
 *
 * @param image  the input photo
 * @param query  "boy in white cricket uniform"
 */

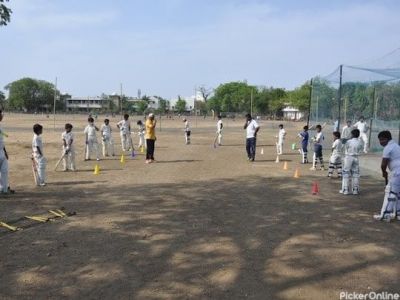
xmin=32 ymin=124 xmax=46 ymax=186
xmin=117 ymin=114 xmax=132 ymax=152
xmin=100 ymin=119 xmax=114 ymax=157
xmin=137 ymin=120 xmax=145 ymax=150
xmin=183 ymin=118 xmax=191 ymax=145
xmin=373 ymin=131 xmax=400 ymax=222
xmin=310 ymin=124 xmax=325 ymax=170
xmin=217 ymin=115 xmax=223 ymax=146
xmin=341 ymin=129 xmax=363 ymax=195
xmin=327 ymin=131 xmax=343 ymax=178
xmin=0 ymin=110 xmax=12 ymax=194
xmin=354 ymin=116 xmax=369 ymax=153
xmin=341 ymin=120 xmax=353 ymax=142
xmin=62 ymin=123 xmax=75 ymax=171
xmin=84 ymin=117 xmax=100 ymax=161
xmin=276 ymin=124 xmax=286 ymax=155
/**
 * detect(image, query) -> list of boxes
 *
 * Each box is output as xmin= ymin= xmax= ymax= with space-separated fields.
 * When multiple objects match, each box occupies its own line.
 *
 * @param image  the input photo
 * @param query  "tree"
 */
xmin=5 ymin=77 xmax=59 ymax=112
xmin=0 ymin=90 xmax=5 ymax=109
xmin=136 ymin=100 xmax=148 ymax=114
xmin=194 ymin=100 xmax=207 ymax=115
xmin=154 ymin=96 xmax=169 ymax=114
xmin=198 ymin=85 xmax=212 ymax=102
xmin=175 ymin=96 xmax=187 ymax=114
xmin=0 ymin=0 xmax=12 ymax=26
xmin=287 ymin=83 xmax=310 ymax=112
xmin=209 ymin=81 xmax=256 ymax=113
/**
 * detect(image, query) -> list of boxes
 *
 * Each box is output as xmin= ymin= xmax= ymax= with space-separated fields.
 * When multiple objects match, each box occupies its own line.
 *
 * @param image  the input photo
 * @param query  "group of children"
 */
xmin=278 ymin=119 xmax=400 ymax=222
xmin=29 ymin=114 xmax=147 ymax=186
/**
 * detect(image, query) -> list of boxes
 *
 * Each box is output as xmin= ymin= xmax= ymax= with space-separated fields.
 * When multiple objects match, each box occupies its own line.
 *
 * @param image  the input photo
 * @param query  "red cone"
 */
xmin=312 ymin=181 xmax=319 ymax=195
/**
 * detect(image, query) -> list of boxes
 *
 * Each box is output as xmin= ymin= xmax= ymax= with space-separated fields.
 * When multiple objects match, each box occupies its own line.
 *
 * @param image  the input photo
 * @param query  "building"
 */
xmin=282 ymin=106 xmax=304 ymax=121
xmin=65 ymin=96 xmax=110 ymax=112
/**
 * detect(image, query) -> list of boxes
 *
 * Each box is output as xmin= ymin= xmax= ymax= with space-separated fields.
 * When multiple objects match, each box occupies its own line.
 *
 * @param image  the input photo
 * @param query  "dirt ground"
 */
xmin=0 ymin=113 xmax=398 ymax=300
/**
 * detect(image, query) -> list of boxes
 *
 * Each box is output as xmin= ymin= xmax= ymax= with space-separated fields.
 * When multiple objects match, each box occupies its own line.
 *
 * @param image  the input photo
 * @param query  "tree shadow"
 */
xmin=0 ymin=176 xmax=398 ymax=299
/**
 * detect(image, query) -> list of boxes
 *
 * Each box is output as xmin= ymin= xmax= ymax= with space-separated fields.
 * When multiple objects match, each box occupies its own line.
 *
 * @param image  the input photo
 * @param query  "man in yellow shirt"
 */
xmin=145 ymin=113 xmax=157 ymax=163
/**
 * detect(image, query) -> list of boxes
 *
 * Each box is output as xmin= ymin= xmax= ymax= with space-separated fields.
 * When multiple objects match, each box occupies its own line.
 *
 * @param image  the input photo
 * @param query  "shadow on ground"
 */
xmin=0 ymin=176 xmax=399 ymax=299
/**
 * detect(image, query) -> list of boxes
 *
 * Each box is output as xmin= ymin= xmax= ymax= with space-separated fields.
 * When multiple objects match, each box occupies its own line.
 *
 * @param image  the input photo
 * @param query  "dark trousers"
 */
xmin=146 ymin=139 xmax=155 ymax=160
xmin=246 ymin=137 xmax=256 ymax=160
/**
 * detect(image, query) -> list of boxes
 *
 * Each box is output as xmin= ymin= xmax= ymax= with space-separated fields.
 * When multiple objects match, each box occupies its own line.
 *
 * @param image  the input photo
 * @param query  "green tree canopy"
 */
xmin=0 ymin=0 xmax=12 ymax=26
xmin=5 ymin=77 xmax=60 ymax=112
xmin=175 ymin=97 xmax=187 ymax=114
xmin=287 ymin=83 xmax=310 ymax=112
xmin=0 ymin=91 xmax=5 ymax=109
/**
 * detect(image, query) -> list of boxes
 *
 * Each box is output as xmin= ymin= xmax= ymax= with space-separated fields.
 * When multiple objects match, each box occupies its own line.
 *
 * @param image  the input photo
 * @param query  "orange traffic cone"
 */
xmin=283 ymin=161 xmax=288 ymax=170
xmin=312 ymin=181 xmax=319 ymax=195
xmin=293 ymin=168 xmax=300 ymax=178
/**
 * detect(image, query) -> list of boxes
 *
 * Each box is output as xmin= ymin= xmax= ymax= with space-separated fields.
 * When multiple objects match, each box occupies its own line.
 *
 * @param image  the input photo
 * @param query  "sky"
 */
xmin=1 ymin=0 xmax=400 ymax=99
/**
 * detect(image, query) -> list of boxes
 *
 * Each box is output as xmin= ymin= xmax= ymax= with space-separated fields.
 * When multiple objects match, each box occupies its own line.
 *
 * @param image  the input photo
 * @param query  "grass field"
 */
xmin=0 ymin=113 xmax=398 ymax=300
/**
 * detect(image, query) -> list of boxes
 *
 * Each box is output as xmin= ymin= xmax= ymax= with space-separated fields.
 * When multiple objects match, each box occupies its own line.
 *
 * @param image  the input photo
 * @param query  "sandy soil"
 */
xmin=0 ymin=113 xmax=398 ymax=300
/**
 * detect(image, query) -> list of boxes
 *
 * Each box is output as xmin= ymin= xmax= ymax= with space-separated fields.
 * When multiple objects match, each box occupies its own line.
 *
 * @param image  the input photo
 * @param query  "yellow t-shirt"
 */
xmin=145 ymin=119 xmax=156 ymax=140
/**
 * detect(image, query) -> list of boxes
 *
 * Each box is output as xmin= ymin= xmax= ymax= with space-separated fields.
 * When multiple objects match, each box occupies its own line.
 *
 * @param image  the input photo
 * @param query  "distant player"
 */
xmin=243 ymin=113 xmax=260 ymax=162
xmin=354 ymin=116 xmax=369 ymax=153
xmin=32 ymin=123 xmax=46 ymax=186
xmin=276 ymin=124 xmax=286 ymax=155
xmin=340 ymin=129 xmax=363 ymax=195
xmin=183 ymin=118 xmax=191 ymax=145
xmin=327 ymin=131 xmax=343 ymax=178
xmin=341 ymin=120 xmax=353 ymax=143
xmin=137 ymin=120 xmax=145 ymax=151
xmin=0 ymin=110 xmax=13 ymax=194
xmin=310 ymin=124 xmax=325 ymax=170
xmin=100 ymin=119 xmax=115 ymax=157
xmin=373 ymin=131 xmax=400 ymax=222
xmin=117 ymin=114 xmax=131 ymax=152
xmin=298 ymin=125 xmax=309 ymax=163
xmin=62 ymin=123 xmax=76 ymax=171
xmin=84 ymin=117 xmax=100 ymax=161
xmin=216 ymin=115 xmax=223 ymax=146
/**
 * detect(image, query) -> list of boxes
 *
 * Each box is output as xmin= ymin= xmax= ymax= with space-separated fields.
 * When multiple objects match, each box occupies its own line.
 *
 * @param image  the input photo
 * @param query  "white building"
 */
xmin=282 ymin=106 xmax=304 ymax=120
xmin=65 ymin=96 xmax=110 ymax=112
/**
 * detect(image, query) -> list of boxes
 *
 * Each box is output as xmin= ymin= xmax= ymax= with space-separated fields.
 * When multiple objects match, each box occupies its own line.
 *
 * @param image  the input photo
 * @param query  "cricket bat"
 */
xmin=31 ymin=157 xmax=39 ymax=185
xmin=54 ymin=152 xmax=67 ymax=171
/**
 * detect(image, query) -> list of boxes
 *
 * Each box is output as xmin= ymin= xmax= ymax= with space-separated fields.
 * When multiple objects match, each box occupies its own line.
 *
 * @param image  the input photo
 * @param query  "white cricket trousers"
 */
xmin=0 ymin=151 xmax=8 ymax=192
xmin=120 ymin=133 xmax=131 ymax=151
xmin=342 ymin=155 xmax=360 ymax=192
xmin=360 ymin=133 xmax=368 ymax=153
xmin=34 ymin=155 xmax=47 ymax=185
xmin=138 ymin=134 xmax=145 ymax=149
xmin=276 ymin=140 xmax=284 ymax=155
xmin=62 ymin=147 xmax=76 ymax=171
xmin=218 ymin=131 xmax=222 ymax=145
xmin=86 ymin=137 xmax=99 ymax=160
xmin=102 ymin=135 xmax=114 ymax=156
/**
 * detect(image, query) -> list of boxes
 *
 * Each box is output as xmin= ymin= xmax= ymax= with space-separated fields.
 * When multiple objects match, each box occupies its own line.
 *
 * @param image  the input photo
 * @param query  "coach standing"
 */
xmin=145 ymin=113 xmax=157 ymax=164
xmin=244 ymin=113 xmax=260 ymax=162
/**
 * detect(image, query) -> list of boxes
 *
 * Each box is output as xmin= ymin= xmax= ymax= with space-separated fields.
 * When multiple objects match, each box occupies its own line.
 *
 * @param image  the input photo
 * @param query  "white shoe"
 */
xmin=352 ymin=189 xmax=359 ymax=195
xmin=339 ymin=189 xmax=343 ymax=194
xmin=396 ymin=216 xmax=400 ymax=221
xmin=310 ymin=167 xmax=316 ymax=171
xmin=96 ymin=158 xmax=100 ymax=161
xmin=343 ymin=189 xmax=349 ymax=195
xmin=373 ymin=214 xmax=382 ymax=221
